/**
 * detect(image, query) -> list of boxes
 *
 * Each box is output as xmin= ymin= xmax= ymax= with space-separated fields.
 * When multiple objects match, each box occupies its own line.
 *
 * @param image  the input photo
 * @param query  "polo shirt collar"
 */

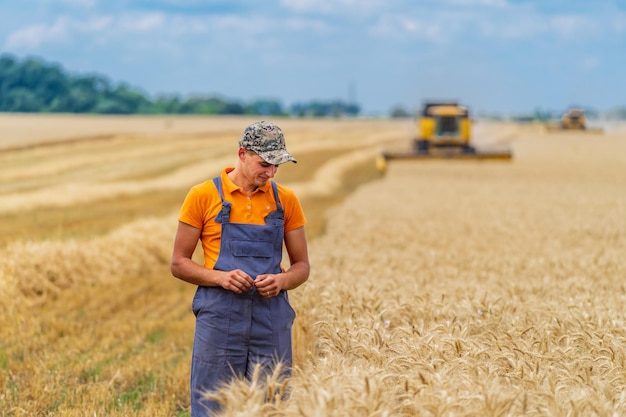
xmin=220 ymin=167 xmax=270 ymax=195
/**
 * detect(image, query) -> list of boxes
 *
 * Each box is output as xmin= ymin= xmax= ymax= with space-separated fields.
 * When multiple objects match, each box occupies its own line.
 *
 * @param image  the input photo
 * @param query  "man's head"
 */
xmin=239 ymin=121 xmax=297 ymax=165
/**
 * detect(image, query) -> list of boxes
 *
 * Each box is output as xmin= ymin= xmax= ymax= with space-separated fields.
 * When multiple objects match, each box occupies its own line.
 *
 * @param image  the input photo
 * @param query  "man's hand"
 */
xmin=221 ymin=269 xmax=254 ymax=294
xmin=255 ymin=273 xmax=282 ymax=298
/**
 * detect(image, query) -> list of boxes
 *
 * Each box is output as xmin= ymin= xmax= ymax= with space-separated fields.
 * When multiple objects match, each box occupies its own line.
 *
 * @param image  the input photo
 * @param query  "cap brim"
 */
xmin=259 ymin=151 xmax=297 ymax=165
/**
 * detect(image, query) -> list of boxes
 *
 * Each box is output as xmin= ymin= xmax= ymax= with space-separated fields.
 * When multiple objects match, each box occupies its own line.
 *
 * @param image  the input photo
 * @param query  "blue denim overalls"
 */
xmin=190 ymin=177 xmax=296 ymax=416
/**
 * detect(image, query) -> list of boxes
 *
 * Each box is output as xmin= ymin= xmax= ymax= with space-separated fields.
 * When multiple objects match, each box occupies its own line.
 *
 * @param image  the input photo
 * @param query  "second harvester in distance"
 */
xmin=545 ymin=108 xmax=604 ymax=133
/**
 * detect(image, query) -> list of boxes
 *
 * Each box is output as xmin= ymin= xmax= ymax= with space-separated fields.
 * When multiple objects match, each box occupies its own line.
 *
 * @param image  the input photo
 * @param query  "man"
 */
xmin=170 ymin=120 xmax=310 ymax=416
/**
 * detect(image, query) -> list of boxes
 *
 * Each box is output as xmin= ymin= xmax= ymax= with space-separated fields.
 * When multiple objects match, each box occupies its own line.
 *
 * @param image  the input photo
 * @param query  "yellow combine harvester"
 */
xmin=546 ymin=108 xmax=603 ymax=133
xmin=561 ymin=108 xmax=586 ymax=129
xmin=380 ymin=102 xmax=512 ymax=165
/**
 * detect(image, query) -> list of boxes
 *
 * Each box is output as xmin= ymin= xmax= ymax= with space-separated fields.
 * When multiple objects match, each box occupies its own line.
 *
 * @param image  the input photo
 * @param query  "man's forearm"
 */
xmin=279 ymin=261 xmax=310 ymax=291
xmin=171 ymin=257 xmax=218 ymax=287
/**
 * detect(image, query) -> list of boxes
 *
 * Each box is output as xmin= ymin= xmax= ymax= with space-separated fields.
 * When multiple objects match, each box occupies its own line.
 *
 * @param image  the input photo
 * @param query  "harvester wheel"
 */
xmin=463 ymin=145 xmax=477 ymax=154
xmin=415 ymin=139 xmax=430 ymax=153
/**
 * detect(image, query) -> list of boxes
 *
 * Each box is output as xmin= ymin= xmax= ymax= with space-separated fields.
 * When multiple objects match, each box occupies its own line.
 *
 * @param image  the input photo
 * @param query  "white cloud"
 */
xmin=5 ymin=17 xmax=71 ymax=49
xmin=370 ymin=15 xmax=448 ymax=42
xmin=550 ymin=15 xmax=597 ymax=39
xmin=284 ymin=18 xmax=330 ymax=34
xmin=612 ymin=12 xmax=626 ymax=32
xmin=4 ymin=15 xmax=119 ymax=50
xmin=581 ymin=56 xmax=599 ymax=71
xmin=4 ymin=13 xmax=202 ymax=50
xmin=41 ymin=0 xmax=97 ymax=8
xmin=6 ymin=1 xmax=616 ymax=54
xmin=168 ymin=15 xmax=211 ymax=35
xmin=281 ymin=0 xmax=350 ymax=13
xmin=442 ymin=0 xmax=508 ymax=6
xmin=478 ymin=13 xmax=546 ymax=39
xmin=119 ymin=13 xmax=166 ymax=33
xmin=371 ymin=5 xmax=608 ymax=43
xmin=280 ymin=0 xmax=386 ymax=15
xmin=79 ymin=16 xmax=113 ymax=32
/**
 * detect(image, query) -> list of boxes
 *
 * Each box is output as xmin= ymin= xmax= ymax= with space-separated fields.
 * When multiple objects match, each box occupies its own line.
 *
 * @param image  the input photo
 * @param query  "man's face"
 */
xmin=242 ymin=149 xmax=278 ymax=187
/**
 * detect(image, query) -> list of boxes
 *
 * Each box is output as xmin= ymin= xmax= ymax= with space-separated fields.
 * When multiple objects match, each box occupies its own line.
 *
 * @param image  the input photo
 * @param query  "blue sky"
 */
xmin=1 ymin=0 xmax=625 ymax=115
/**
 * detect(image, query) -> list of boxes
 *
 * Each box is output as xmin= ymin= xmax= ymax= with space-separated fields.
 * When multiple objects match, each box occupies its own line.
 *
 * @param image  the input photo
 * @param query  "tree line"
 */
xmin=0 ymin=54 xmax=360 ymax=117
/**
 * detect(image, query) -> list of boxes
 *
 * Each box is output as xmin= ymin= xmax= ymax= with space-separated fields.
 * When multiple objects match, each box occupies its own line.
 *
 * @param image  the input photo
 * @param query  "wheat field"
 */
xmin=1 ymin=115 xmax=625 ymax=416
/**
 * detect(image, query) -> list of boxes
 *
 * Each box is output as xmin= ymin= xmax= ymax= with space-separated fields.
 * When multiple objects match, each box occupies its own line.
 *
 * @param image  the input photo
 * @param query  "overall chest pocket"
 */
xmin=229 ymin=239 xmax=273 ymax=258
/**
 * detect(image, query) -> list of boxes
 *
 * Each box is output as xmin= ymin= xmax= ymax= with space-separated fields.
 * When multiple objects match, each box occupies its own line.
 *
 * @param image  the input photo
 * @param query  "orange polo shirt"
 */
xmin=178 ymin=167 xmax=306 ymax=269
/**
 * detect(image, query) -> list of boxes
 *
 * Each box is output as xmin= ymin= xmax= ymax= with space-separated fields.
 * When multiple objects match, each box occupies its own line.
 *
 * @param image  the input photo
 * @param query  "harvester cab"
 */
xmin=414 ymin=102 xmax=472 ymax=153
xmin=380 ymin=101 xmax=513 ymax=166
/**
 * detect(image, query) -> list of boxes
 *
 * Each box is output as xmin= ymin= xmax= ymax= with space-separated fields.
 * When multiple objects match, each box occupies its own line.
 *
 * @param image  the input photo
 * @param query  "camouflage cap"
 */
xmin=239 ymin=121 xmax=297 ymax=165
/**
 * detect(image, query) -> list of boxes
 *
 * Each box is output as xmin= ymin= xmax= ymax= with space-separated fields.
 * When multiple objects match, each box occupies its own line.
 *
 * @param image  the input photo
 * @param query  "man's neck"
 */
xmin=227 ymin=168 xmax=257 ymax=195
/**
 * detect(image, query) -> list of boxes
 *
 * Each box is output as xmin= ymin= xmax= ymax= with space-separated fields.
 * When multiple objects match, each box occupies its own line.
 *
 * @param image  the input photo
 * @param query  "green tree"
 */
xmin=0 ymin=54 xmax=365 ymax=117
xmin=390 ymin=105 xmax=412 ymax=118
xmin=152 ymin=94 xmax=182 ymax=114
xmin=2 ymin=87 xmax=42 ymax=112
xmin=245 ymin=99 xmax=285 ymax=116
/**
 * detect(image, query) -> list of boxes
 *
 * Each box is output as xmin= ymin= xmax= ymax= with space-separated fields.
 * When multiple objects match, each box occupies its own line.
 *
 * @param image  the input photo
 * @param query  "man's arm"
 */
xmin=170 ymin=221 xmax=254 ymax=293
xmin=281 ymin=226 xmax=310 ymax=290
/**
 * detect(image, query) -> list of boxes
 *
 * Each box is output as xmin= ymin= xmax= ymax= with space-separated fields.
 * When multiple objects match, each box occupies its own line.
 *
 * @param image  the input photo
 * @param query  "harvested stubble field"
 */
xmin=1 ymin=114 xmax=625 ymax=416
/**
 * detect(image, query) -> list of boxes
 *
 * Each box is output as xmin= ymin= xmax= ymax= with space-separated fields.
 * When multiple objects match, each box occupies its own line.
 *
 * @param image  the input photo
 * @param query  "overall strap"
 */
xmin=270 ymin=181 xmax=283 ymax=213
xmin=213 ymin=177 xmax=282 ymax=223
xmin=212 ymin=177 xmax=231 ymax=223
